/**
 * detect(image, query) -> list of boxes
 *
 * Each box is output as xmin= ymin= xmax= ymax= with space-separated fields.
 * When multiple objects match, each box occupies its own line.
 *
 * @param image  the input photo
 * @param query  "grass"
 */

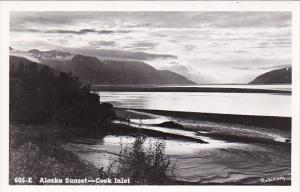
xmin=9 ymin=124 xmax=177 ymax=185
xmin=9 ymin=124 xmax=105 ymax=185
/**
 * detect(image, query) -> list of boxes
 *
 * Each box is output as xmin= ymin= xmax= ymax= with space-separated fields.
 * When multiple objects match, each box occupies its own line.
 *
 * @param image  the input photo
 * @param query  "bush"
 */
xmin=109 ymin=136 xmax=176 ymax=184
xmin=9 ymin=141 xmax=103 ymax=184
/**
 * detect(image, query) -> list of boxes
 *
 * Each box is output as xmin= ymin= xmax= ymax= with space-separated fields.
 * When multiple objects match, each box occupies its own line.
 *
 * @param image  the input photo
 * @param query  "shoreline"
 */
xmin=9 ymin=105 xmax=292 ymax=185
xmin=92 ymin=85 xmax=291 ymax=94
xmin=114 ymin=107 xmax=291 ymax=130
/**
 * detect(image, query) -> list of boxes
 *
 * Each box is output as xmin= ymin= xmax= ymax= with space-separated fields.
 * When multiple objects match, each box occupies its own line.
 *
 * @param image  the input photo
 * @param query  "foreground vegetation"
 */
xmin=9 ymin=58 xmax=176 ymax=184
xmin=10 ymin=58 xmax=116 ymax=128
xmin=10 ymin=125 xmax=103 ymax=184
xmin=108 ymin=136 xmax=176 ymax=184
xmin=10 ymin=124 xmax=176 ymax=185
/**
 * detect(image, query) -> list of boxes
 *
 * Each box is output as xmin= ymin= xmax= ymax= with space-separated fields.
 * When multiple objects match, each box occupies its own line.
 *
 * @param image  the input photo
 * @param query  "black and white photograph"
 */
xmin=0 ymin=1 xmax=299 ymax=191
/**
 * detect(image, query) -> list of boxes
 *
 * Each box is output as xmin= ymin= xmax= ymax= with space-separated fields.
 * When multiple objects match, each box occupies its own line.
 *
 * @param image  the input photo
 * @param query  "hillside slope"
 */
xmin=249 ymin=67 xmax=291 ymax=84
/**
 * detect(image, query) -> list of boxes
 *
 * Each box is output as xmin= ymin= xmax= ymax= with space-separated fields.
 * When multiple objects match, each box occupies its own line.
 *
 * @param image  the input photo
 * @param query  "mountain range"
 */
xmin=9 ymin=48 xmax=195 ymax=85
xmin=10 ymin=47 xmax=292 ymax=85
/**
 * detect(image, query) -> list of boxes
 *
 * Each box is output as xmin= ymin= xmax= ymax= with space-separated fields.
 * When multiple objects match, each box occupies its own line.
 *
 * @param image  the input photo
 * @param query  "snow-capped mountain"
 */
xmin=9 ymin=47 xmax=195 ymax=85
xmin=9 ymin=47 xmax=74 ymax=63
xmin=27 ymin=49 xmax=74 ymax=62
xmin=9 ymin=47 xmax=41 ymax=63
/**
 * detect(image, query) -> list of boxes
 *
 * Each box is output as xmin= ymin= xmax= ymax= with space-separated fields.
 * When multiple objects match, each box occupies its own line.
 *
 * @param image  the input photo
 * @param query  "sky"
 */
xmin=10 ymin=12 xmax=291 ymax=84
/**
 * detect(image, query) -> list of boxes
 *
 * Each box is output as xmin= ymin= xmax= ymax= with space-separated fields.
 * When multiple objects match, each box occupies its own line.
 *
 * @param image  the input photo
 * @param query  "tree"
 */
xmin=10 ymin=59 xmax=116 ymax=127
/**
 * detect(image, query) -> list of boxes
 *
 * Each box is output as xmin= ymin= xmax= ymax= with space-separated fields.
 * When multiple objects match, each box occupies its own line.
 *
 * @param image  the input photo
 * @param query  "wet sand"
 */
xmin=64 ymin=108 xmax=291 ymax=185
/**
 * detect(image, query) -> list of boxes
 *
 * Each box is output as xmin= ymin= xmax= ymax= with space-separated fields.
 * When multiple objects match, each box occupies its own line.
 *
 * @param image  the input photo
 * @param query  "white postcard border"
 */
xmin=1 ymin=1 xmax=299 ymax=192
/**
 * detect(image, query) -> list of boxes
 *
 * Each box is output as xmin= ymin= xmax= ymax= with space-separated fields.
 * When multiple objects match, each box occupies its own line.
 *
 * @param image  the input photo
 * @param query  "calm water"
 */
xmin=65 ymin=113 xmax=291 ymax=184
xmin=149 ymin=84 xmax=292 ymax=91
xmin=65 ymin=133 xmax=291 ymax=184
xmin=94 ymin=84 xmax=292 ymax=91
xmin=65 ymin=85 xmax=291 ymax=184
xmin=99 ymin=91 xmax=291 ymax=117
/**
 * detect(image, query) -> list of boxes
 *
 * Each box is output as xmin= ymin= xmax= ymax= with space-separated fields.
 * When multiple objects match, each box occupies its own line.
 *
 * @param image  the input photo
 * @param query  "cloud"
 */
xmin=206 ymin=12 xmax=291 ymax=28
xmin=10 ymin=12 xmax=291 ymax=30
xmin=249 ymin=40 xmax=291 ymax=49
xmin=61 ymin=47 xmax=177 ymax=61
xmin=167 ymin=62 xmax=190 ymax=72
xmin=231 ymin=65 xmax=292 ymax=71
xmin=257 ymin=64 xmax=291 ymax=70
xmin=191 ymin=58 xmax=291 ymax=68
xmin=89 ymin=40 xmax=116 ymax=47
xmin=10 ymin=27 xmax=130 ymax=35
xmin=10 ymin=40 xmax=60 ymax=51
xmin=129 ymin=42 xmax=157 ymax=49
xmin=231 ymin=67 xmax=253 ymax=70
xmin=10 ymin=11 xmax=291 ymax=83
xmin=160 ymin=62 xmax=220 ymax=84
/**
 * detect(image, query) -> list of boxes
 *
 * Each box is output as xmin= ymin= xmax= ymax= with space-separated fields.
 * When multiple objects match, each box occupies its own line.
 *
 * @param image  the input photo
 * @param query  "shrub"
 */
xmin=9 ymin=140 xmax=103 ymax=184
xmin=109 ymin=136 xmax=176 ymax=184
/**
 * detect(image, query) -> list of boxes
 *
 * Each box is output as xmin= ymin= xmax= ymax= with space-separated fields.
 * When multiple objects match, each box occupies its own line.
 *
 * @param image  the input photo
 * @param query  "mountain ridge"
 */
xmin=9 ymin=49 xmax=195 ymax=85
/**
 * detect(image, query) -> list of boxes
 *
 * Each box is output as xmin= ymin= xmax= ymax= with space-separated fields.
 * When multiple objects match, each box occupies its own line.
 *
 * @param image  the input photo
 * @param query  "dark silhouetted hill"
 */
xmin=10 ymin=49 xmax=195 ymax=85
xmin=63 ymin=54 xmax=195 ymax=85
xmin=10 ymin=55 xmax=116 ymax=127
xmin=249 ymin=67 xmax=291 ymax=84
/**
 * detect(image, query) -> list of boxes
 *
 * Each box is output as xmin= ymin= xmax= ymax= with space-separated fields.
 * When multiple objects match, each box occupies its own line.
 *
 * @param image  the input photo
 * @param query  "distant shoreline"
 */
xmin=114 ymin=107 xmax=291 ymax=130
xmin=92 ymin=85 xmax=291 ymax=94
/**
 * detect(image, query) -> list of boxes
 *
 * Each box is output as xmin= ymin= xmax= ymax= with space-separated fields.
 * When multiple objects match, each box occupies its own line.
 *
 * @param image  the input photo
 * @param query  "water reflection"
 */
xmin=65 ymin=134 xmax=291 ymax=184
xmin=100 ymin=91 xmax=291 ymax=117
